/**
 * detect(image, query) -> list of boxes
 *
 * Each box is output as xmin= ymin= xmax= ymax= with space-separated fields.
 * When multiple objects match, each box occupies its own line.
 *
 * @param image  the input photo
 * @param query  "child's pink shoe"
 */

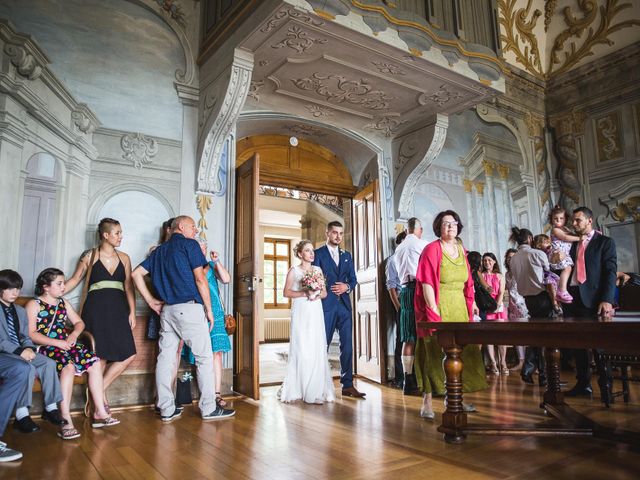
xmin=556 ymin=290 xmax=573 ymax=304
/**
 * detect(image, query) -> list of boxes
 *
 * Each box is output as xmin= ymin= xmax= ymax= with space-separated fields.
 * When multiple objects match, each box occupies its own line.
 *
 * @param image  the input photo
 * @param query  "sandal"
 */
xmin=57 ymin=427 xmax=81 ymax=440
xmin=489 ymin=363 xmax=499 ymax=375
xmin=500 ymin=366 xmax=510 ymax=375
xmin=91 ymin=416 xmax=120 ymax=428
xmin=215 ymin=392 xmax=227 ymax=408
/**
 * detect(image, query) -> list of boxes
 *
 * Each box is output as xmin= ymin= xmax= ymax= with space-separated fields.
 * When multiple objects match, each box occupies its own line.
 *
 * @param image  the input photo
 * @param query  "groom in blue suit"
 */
xmin=313 ymin=221 xmax=366 ymax=398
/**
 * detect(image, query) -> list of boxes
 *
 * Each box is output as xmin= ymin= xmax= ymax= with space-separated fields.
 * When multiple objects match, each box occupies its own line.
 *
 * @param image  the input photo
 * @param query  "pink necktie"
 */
xmin=576 ymin=240 xmax=587 ymax=284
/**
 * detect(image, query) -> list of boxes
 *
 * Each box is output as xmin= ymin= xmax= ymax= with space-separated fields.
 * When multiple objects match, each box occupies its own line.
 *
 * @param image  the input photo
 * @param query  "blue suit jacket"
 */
xmin=313 ymin=245 xmax=357 ymax=313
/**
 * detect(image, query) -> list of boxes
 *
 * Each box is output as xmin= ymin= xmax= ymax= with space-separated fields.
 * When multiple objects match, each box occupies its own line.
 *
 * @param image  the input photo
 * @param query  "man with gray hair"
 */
xmin=132 ymin=215 xmax=234 ymax=421
xmin=394 ymin=217 xmax=427 ymax=395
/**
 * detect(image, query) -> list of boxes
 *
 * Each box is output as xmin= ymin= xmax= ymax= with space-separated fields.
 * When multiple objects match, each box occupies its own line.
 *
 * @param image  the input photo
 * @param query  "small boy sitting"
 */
xmin=0 ymin=269 xmax=65 ymax=433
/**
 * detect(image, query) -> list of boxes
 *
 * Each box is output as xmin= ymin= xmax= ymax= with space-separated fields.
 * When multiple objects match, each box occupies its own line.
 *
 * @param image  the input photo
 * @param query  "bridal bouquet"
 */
xmin=301 ymin=269 xmax=325 ymax=300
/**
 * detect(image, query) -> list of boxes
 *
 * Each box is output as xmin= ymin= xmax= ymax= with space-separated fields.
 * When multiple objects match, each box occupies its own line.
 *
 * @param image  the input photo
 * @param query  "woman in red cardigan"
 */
xmin=414 ymin=210 xmax=487 ymax=419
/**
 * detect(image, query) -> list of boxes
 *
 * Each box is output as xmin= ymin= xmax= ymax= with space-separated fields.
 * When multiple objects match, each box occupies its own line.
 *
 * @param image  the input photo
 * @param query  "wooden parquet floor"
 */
xmin=1 ymin=373 xmax=639 ymax=480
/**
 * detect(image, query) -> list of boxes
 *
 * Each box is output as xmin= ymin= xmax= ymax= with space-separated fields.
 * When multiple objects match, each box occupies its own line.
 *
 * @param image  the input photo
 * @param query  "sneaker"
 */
xmin=155 ymin=404 xmax=184 ymax=416
xmin=0 ymin=441 xmax=22 ymax=462
xmin=202 ymin=405 xmax=235 ymax=421
xmin=160 ymin=408 xmax=183 ymax=423
xmin=556 ymin=290 xmax=573 ymax=304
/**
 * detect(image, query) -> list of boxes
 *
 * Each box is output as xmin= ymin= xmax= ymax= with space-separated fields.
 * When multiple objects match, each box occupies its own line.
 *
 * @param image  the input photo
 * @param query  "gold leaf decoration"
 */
xmin=611 ymin=195 xmax=640 ymax=222
xmin=549 ymin=0 xmax=640 ymax=76
xmin=544 ymin=0 xmax=558 ymax=32
xmin=196 ymin=194 xmax=213 ymax=240
xmin=498 ymin=0 xmax=544 ymax=78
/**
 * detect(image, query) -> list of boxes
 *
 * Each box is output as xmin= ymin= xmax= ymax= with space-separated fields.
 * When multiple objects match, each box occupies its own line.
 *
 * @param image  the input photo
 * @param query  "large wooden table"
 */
xmin=423 ymin=314 xmax=640 ymax=444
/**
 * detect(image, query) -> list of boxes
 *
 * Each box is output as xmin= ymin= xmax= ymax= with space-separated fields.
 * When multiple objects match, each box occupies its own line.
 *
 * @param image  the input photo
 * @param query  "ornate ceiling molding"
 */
xmin=197 ymin=49 xmax=253 ymax=195
xmin=71 ymin=103 xmax=101 ymax=135
xmin=396 ymin=114 xmax=449 ymax=219
xmin=499 ymin=0 xmax=640 ymax=79
xmin=121 ymin=132 xmax=158 ymax=169
xmin=0 ymin=20 xmax=50 ymax=81
xmin=600 ymin=178 xmax=640 ymax=222
xmin=130 ymin=0 xmax=196 ymax=85
xmin=271 ymin=25 xmax=327 ymax=54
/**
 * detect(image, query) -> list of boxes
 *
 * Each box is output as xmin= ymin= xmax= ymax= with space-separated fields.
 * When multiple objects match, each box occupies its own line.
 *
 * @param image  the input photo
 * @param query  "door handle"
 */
xmin=240 ymin=275 xmax=262 ymax=292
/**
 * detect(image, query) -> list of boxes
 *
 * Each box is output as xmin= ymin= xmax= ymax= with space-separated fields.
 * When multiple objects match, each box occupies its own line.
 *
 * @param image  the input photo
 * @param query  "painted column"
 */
xmin=463 ymin=179 xmax=475 ymax=250
xmin=497 ymin=164 xmax=513 ymax=233
xmin=483 ymin=161 xmax=499 ymax=255
xmin=474 ymin=181 xmax=486 ymax=253
xmin=176 ymin=83 xmax=199 ymax=215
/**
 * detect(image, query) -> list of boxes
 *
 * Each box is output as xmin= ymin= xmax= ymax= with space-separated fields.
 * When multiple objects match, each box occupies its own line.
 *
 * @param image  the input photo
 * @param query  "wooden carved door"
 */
xmin=352 ymin=180 xmax=385 ymax=383
xmin=234 ymin=154 xmax=260 ymax=399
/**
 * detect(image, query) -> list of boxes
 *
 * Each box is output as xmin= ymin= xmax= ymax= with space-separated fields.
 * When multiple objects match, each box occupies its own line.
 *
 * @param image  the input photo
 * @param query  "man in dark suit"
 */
xmin=564 ymin=207 xmax=617 ymax=397
xmin=313 ymin=221 xmax=364 ymax=398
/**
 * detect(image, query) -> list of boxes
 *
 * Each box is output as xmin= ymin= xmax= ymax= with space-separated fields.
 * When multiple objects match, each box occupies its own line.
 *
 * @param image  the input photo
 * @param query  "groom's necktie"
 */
xmin=331 ymin=248 xmax=339 ymax=266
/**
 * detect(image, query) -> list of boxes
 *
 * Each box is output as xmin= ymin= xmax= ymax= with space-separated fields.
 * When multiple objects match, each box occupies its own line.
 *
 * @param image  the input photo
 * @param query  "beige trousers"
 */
xmin=156 ymin=303 xmax=215 ymax=416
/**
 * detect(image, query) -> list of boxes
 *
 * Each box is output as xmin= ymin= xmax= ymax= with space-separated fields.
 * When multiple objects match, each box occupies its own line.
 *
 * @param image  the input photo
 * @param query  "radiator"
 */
xmin=264 ymin=318 xmax=291 ymax=342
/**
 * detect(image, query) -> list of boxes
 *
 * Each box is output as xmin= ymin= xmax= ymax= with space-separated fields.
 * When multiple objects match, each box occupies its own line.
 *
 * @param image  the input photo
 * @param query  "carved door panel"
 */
xmin=234 ymin=153 xmax=260 ymax=399
xmin=352 ymin=180 xmax=385 ymax=383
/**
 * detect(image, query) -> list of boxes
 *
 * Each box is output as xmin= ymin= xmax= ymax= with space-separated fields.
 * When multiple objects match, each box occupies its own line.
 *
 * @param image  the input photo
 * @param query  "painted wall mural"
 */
xmin=0 ymin=0 xmax=185 ymax=140
xmin=498 ymin=0 xmax=640 ymax=79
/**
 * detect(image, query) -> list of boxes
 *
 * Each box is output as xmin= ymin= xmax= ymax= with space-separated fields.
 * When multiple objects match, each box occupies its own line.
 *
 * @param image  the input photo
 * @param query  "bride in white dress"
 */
xmin=279 ymin=240 xmax=336 ymax=404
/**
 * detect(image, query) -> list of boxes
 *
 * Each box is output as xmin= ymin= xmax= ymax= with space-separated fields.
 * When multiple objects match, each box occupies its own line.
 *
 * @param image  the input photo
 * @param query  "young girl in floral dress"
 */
xmin=26 ymin=268 xmax=119 ymax=440
xmin=533 ymin=234 xmax=563 ymax=316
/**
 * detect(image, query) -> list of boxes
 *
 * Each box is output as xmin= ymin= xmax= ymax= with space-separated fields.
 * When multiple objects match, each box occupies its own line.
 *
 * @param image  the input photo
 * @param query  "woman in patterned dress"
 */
xmin=413 ymin=211 xmax=487 ymax=420
xmin=182 ymin=242 xmax=232 ymax=407
xmin=26 ymin=268 xmax=119 ymax=439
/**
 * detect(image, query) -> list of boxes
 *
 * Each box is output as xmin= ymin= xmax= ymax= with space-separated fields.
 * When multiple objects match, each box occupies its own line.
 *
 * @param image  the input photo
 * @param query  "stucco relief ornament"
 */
xmin=260 ymin=8 xmax=324 ymax=33
xmin=371 ymin=61 xmax=406 ymax=75
xmin=153 ymin=0 xmax=187 ymax=28
xmin=292 ymin=73 xmax=393 ymax=110
xmin=305 ymin=104 xmax=333 ymax=117
xmin=121 ymin=133 xmax=158 ymax=170
xmin=364 ymin=114 xmax=404 ymax=137
xmin=596 ymin=116 xmax=620 ymax=160
xmin=271 ymin=26 xmax=327 ymax=54
xmin=419 ymin=85 xmax=463 ymax=107
xmin=247 ymin=81 xmax=265 ymax=101
xmin=3 ymin=43 xmax=42 ymax=80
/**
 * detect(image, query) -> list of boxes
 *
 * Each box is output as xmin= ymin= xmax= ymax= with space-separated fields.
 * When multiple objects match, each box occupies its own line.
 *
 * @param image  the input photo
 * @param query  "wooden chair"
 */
xmin=14 ymin=296 xmax=96 ymax=415
xmin=596 ymin=285 xmax=640 ymax=406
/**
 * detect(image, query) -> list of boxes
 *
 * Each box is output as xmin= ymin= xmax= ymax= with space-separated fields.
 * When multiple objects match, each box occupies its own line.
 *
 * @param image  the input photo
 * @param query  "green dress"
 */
xmin=415 ymin=243 xmax=487 ymax=395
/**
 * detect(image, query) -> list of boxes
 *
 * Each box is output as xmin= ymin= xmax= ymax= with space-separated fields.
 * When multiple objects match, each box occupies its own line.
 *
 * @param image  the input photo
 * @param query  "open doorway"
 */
xmin=233 ymin=134 xmax=384 ymax=399
xmin=257 ymin=185 xmax=345 ymax=385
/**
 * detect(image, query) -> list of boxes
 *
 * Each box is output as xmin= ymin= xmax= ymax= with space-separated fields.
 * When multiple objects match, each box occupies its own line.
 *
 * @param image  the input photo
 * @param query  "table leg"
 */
xmin=438 ymin=344 xmax=467 ymax=444
xmin=543 ymin=347 xmax=564 ymax=406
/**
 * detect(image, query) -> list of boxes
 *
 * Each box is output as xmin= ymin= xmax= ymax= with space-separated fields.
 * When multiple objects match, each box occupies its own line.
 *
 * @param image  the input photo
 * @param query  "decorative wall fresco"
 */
xmin=0 ymin=0 xmax=185 ymax=140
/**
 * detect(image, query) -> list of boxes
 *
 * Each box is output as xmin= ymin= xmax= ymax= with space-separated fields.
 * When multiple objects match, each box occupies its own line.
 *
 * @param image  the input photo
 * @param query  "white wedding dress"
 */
xmin=279 ymin=266 xmax=336 ymax=404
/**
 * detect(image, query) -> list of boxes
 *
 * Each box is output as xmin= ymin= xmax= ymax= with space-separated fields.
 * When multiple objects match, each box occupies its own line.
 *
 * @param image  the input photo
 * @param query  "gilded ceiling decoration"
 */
xmin=498 ymin=0 xmax=544 ymax=77
xmin=499 ymin=0 xmax=640 ymax=79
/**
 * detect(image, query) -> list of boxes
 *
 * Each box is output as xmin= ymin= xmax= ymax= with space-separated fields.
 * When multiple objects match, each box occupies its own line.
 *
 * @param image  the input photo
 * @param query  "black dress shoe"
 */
xmin=13 ymin=416 xmax=40 ymax=433
xmin=521 ymin=374 xmax=534 ymax=385
xmin=42 ymin=408 xmax=67 ymax=426
xmin=565 ymin=384 xmax=593 ymax=397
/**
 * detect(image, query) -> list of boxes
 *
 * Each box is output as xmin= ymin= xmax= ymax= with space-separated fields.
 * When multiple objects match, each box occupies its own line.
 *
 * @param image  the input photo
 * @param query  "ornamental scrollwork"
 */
xmin=291 ymin=73 xmax=394 ymax=110
xmin=260 ymin=8 xmax=325 ymax=33
xmin=121 ymin=132 xmax=159 ymax=170
xmin=498 ymin=0 xmax=544 ymax=78
xmin=549 ymin=0 xmax=640 ymax=76
xmin=611 ymin=196 xmax=640 ymax=222
xmin=3 ymin=43 xmax=43 ymax=80
xmin=419 ymin=85 xmax=464 ymax=107
xmin=371 ymin=61 xmax=406 ymax=75
xmin=364 ymin=114 xmax=404 ymax=137
xmin=271 ymin=26 xmax=327 ymax=54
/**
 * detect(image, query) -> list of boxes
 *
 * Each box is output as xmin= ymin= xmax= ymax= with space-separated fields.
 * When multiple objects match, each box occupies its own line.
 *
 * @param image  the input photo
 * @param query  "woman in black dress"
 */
xmin=65 ymin=218 xmax=137 ymax=410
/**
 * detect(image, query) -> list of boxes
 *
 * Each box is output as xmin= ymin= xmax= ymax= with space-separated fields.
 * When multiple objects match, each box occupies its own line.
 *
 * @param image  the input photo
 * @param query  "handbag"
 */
xmin=224 ymin=314 xmax=236 ymax=336
xmin=215 ymin=276 xmax=236 ymax=336
xmin=146 ymin=311 xmax=160 ymax=340
xmin=472 ymin=271 xmax=498 ymax=313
